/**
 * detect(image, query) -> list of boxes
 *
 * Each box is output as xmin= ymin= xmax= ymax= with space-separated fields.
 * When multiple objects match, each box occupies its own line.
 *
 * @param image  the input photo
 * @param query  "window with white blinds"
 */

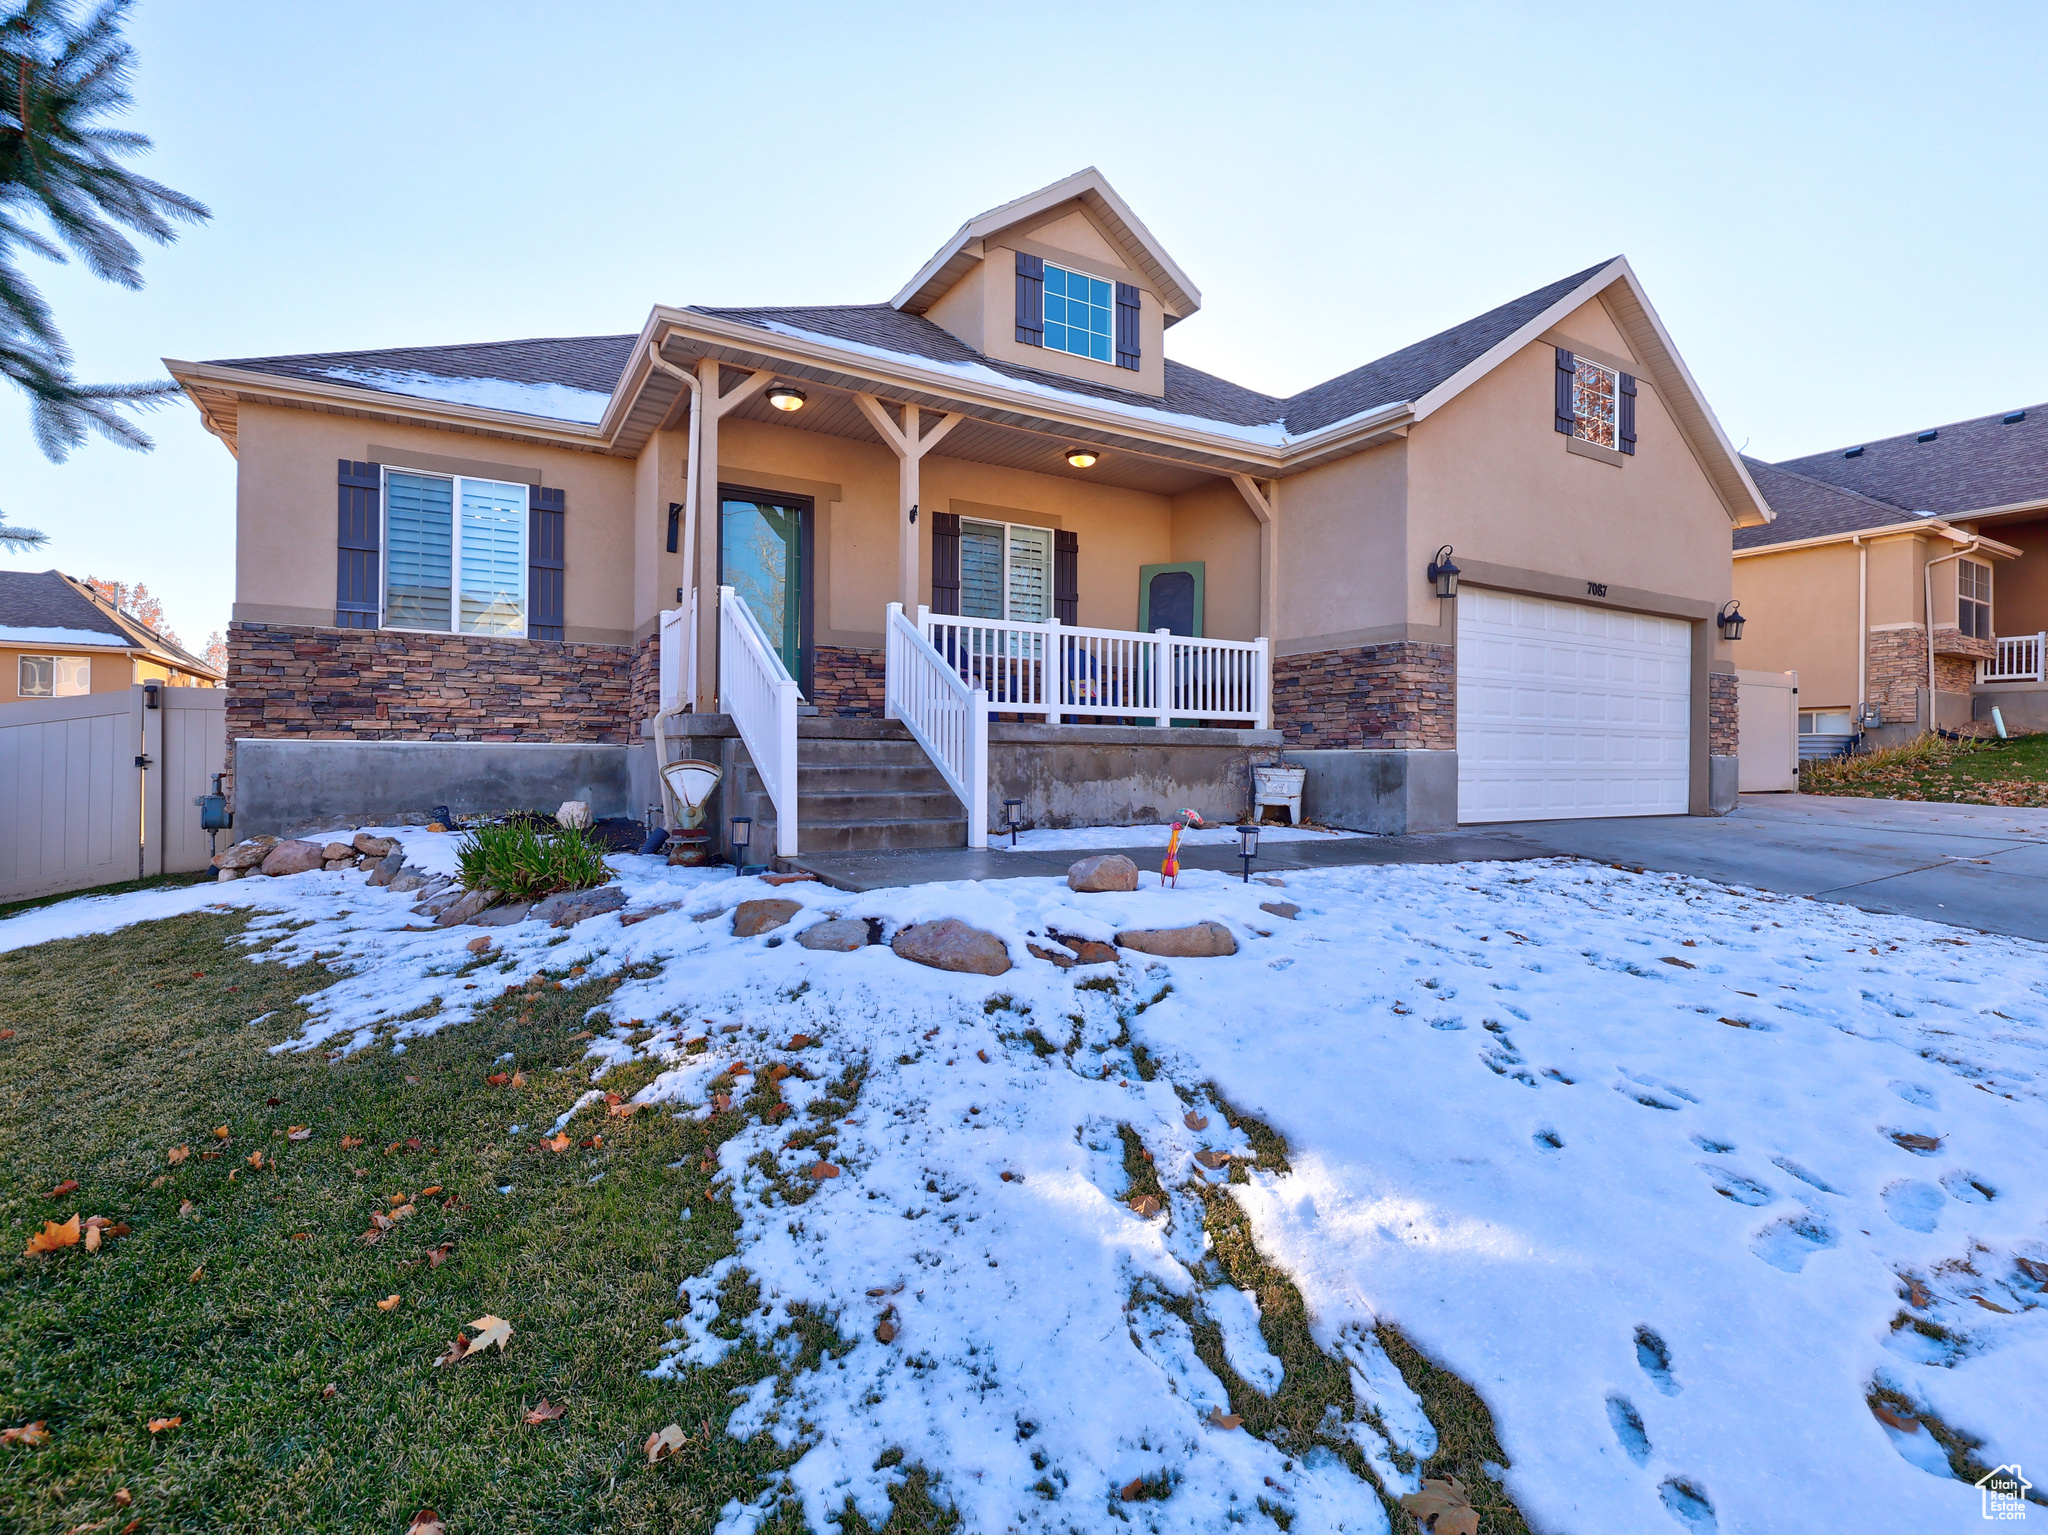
xmin=382 ymin=469 xmax=527 ymax=634
xmin=958 ymin=519 xmax=1051 ymax=622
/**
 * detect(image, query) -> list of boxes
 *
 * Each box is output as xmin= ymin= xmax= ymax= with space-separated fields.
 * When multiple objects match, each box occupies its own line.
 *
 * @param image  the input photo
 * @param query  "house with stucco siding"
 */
xmin=168 ymin=168 xmax=1767 ymax=852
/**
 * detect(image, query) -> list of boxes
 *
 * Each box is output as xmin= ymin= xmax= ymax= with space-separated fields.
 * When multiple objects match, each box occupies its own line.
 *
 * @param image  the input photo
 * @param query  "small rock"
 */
xmin=417 ymin=876 xmax=453 ymax=900
xmin=1255 ymin=875 xmax=1286 ymax=888
xmin=435 ymin=887 xmax=500 ymax=927
xmin=352 ymin=832 xmax=398 ymax=858
xmin=892 ymin=918 xmax=1012 ymax=976
xmin=388 ymin=871 xmax=430 ymax=894
xmin=760 ymin=871 xmax=817 ymax=887
xmin=618 ymin=901 xmax=683 ymax=928
xmin=1116 ymin=921 xmax=1238 ymax=958
xmin=323 ymin=857 xmax=355 ymax=871
xmin=732 ymin=898 xmax=802 ymax=937
xmin=1067 ymin=853 xmax=1140 ymax=893
xmin=1027 ymin=942 xmax=1076 ymax=969
xmin=1259 ymin=901 xmax=1301 ymax=921
xmin=797 ymin=917 xmax=870 ymax=952
xmin=259 ymin=840 xmax=327 ymax=877
xmin=556 ymin=800 xmax=592 ymax=830
xmin=212 ymin=837 xmax=275 ymax=871
xmin=412 ymin=889 xmax=464 ymax=918
xmin=215 ymin=866 xmax=245 ymax=883
xmin=466 ymin=936 xmax=493 ymax=954
xmin=469 ymin=902 xmax=531 ymax=928
xmin=321 ymin=841 xmax=353 ymax=861
xmin=366 ymin=849 xmax=406 ymax=887
xmin=530 ymin=885 xmax=627 ymax=928
xmin=1047 ymin=930 xmax=1118 ymax=965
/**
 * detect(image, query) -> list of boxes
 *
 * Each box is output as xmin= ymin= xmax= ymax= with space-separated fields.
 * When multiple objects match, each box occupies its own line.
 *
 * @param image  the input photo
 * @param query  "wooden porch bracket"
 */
xmin=1229 ymin=472 xmax=1279 ymax=643
xmin=691 ymin=362 xmax=778 ymax=710
xmin=855 ymin=394 xmax=965 ymax=609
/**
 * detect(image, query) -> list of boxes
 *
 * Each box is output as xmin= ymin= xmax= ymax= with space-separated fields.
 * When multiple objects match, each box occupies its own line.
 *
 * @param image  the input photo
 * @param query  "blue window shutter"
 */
xmin=336 ymin=460 xmax=381 ymax=628
xmin=930 ymin=512 xmax=961 ymax=615
xmin=1554 ymin=349 xmax=1576 ymax=435
xmin=1619 ymin=373 xmax=1638 ymax=455
xmin=528 ymin=485 xmax=565 ymax=641
xmin=1015 ymin=252 xmax=1045 ymax=346
xmin=1054 ymin=530 xmax=1078 ymax=624
xmin=1114 ymin=283 xmax=1140 ymax=371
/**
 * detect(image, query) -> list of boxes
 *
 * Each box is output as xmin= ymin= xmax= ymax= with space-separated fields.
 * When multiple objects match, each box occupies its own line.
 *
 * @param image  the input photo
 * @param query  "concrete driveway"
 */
xmin=1491 ymin=794 xmax=2048 ymax=943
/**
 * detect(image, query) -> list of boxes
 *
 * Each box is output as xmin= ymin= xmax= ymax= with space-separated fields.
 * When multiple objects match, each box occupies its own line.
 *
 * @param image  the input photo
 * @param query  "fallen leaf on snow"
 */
xmin=1904 ymin=1276 xmax=1933 ymax=1308
xmin=787 ymin=1034 xmax=812 ymax=1049
xmin=808 ymin=1162 xmax=840 ymax=1180
xmin=712 ymin=1093 xmax=732 ymax=1113
xmin=1891 ymin=1132 xmax=1942 ymax=1151
xmin=1184 ymin=1111 xmax=1209 ymax=1131
xmin=1206 ymin=1406 xmax=1243 ymax=1430
xmin=1127 ymin=1195 xmax=1162 ymax=1216
xmin=1398 ymin=1476 xmax=1478 ymax=1535
xmin=524 ymin=1398 xmax=566 ymax=1425
xmin=1 ymin=1421 xmax=49 ymax=1447
xmin=1120 ymin=1478 xmax=1146 ymax=1501
xmin=146 ymin=1417 xmax=181 ymax=1434
xmin=874 ymin=1318 xmax=899 ymax=1343
xmin=378 ymin=1295 xmax=402 ymax=1311
xmin=1193 ymin=1150 xmax=1230 ymax=1170
xmin=645 ymin=1423 xmax=687 ymax=1462
xmin=1659 ymin=956 xmax=1696 ymax=969
xmin=1971 ymin=1295 xmax=2015 ymax=1314
xmin=25 ymin=1215 xmax=80 ymax=1255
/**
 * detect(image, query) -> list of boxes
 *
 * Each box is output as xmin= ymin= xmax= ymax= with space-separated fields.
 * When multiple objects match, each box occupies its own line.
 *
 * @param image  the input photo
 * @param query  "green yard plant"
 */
xmin=1801 ymin=731 xmax=2048 ymax=808
xmin=454 ymin=823 xmax=611 ymax=902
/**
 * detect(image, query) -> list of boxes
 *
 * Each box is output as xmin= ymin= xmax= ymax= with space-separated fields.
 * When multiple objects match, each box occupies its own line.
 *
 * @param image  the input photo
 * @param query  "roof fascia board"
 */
xmin=1939 ymin=494 xmax=2048 ymax=524
xmin=891 ymin=168 xmax=1200 ymax=320
xmin=1734 ymin=519 xmax=2021 ymax=559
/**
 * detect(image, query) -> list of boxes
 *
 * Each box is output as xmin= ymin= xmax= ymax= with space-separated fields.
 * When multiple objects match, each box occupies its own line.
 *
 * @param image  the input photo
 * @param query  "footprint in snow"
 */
xmin=1939 ymin=1169 xmax=1997 ymax=1204
xmin=1768 ymin=1156 xmax=1840 ymax=1195
xmin=1751 ymin=1213 xmax=1837 ymax=1272
xmin=1606 ymin=1394 xmax=1651 ymax=1465
xmin=1659 ymin=1477 xmax=1718 ymax=1531
xmin=1634 ymin=1327 xmax=1680 ymax=1396
xmin=1882 ymin=1180 xmax=1946 ymax=1233
xmin=1891 ymin=1081 xmax=1938 ymax=1109
xmin=1701 ymin=1166 xmax=1774 ymax=1206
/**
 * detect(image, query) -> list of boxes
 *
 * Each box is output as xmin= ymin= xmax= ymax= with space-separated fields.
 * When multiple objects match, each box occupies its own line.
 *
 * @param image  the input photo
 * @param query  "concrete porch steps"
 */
xmin=727 ymin=718 xmax=969 ymax=853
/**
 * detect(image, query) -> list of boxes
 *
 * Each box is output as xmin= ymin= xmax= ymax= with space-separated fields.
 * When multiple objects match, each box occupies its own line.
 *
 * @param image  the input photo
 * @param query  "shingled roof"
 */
xmin=0 ymin=569 xmax=134 ymax=643
xmin=199 ymin=262 xmax=1626 ymax=445
xmin=1772 ymin=403 xmax=2047 ymax=519
xmin=1733 ymin=460 xmax=1924 ymax=550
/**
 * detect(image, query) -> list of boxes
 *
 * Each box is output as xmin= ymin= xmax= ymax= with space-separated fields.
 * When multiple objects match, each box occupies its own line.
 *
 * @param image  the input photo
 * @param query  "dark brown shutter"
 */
xmin=528 ymin=485 xmax=565 ymax=641
xmin=1554 ymin=349 xmax=1576 ymax=435
xmin=1618 ymin=373 xmax=1638 ymax=455
xmin=930 ymin=511 xmax=961 ymax=615
xmin=336 ymin=460 xmax=381 ymax=628
xmin=1114 ymin=283 xmax=1140 ymax=371
xmin=1014 ymin=253 xmax=1045 ymax=346
xmin=1054 ymin=530 xmax=1079 ymax=624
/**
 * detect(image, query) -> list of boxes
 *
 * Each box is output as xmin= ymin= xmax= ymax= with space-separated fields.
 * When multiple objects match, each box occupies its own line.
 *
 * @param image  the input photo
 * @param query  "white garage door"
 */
xmin=1457 ymin=589 xmax=1691 ymax=823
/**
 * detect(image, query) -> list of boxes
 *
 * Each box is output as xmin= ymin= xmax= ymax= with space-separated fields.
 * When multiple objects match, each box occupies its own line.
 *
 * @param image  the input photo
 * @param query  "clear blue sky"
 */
xmin=6 ymin=0 xmax=2045 ymax=645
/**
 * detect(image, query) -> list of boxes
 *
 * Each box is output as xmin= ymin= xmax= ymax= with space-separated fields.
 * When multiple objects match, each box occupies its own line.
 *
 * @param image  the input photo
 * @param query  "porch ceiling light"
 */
xmin=1426 ymin=545 xmax=1460 ymax=600
xmin=1717 ymin=600 xmax=1746 ymax=641
xmin=1064 ymin=447 xmax=1100 ymax=469
xmin=766 ymin=385 xmax=807 ymax=412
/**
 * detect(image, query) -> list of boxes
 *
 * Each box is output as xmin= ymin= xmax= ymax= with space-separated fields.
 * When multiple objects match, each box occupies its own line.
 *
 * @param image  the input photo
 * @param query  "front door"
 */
xmin=719 ymin=487 xmax=812 ymax=692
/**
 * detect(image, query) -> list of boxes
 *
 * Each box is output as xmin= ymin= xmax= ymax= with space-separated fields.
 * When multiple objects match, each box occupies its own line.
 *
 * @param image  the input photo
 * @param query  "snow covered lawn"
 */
xmin=6 ymin=839 xmax=2043 ymax=1533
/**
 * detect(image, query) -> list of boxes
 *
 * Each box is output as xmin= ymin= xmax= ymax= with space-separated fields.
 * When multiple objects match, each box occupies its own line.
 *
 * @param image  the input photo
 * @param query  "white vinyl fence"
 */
xmin=0 ymin=686 xmax=227 ymax=902
xmin=917 ymin=607 xmax=1269 ymax=727
xmin=1982 ymin=632 xmax=2045 ymax=684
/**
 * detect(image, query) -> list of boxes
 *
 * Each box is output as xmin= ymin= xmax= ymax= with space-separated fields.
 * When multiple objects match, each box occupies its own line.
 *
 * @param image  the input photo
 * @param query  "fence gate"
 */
xmin=0 ymin=686 xmax=227 ymax=903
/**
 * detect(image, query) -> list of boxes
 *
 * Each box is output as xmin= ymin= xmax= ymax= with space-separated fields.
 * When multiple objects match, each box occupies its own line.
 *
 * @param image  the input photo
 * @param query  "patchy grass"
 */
xmin=1802 ymin=731 xmax=2048 ymax=807
xmin=0 ymin=909 xmax=826 ymax=1534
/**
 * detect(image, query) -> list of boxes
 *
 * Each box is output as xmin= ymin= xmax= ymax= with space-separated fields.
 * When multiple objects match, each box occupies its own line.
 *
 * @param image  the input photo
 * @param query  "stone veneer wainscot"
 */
xmin=1709 ymin=670 xmax=1738 ymax=757
xmin=1270 ymin=641 xmax=1455 ymax=749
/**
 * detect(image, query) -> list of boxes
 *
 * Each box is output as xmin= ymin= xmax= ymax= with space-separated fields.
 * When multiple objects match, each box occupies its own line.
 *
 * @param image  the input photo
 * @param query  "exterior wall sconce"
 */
xmin=1235 ymin=822 xmax=1260 ymax=882
xmin=1426 ymin=545 xmax=1460 ymax=600
xmin=1064 ymin=448 xmax=1100 ymax=469
xmin=1003 ymin=798 xmax=1025 ymax=847
xmin=1716 ymin=600 xmax=1746 ymax=640
xmin=766 ymin=385 xmax=807 ymax=412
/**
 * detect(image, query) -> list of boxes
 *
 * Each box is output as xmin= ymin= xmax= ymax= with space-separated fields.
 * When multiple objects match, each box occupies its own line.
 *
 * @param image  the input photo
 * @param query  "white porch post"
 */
xmin=1153 ymin=627 xmax=1172 ymax=728
xmin=1043 ymin=615 xmax=1059 ymax=724
xmin=691 ymin=359 xmax=776 ymax=712
xmin=854 ymin=394 xmax=964 ymax=614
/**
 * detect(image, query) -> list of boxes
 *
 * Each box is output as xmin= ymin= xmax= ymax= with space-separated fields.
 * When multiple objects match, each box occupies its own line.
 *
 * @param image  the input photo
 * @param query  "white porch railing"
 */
xmin=917 ymin=608 xmax=1270 ymax=727
xmin=719 ymin=585 xmax=801 ymax=857
xmin=1981 ymin=632 xmax=2046 ymax=684
xmin=886 ymin=602 xmax=989 ymax=849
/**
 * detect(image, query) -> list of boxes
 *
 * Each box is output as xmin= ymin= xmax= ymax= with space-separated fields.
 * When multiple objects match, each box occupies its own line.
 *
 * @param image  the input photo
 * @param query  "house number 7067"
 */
xmin=1585 ymin=581 xmax=1608 ymax=597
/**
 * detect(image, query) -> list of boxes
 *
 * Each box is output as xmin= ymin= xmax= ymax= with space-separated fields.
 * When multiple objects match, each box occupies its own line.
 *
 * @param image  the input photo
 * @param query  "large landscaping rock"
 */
xmin=387 ymin=869 xmax=430 ymax=893
xmin=531 ymin=885 xmax=627 ymax=928
xmin=469 ymin=901 xmax=531 ymax=928
xmin=259 ymin=840 xmax=326 ymax=877
xmin=1115 ymin=921 xmax=1238 ymax=958
xmin=435 ymin=887 xmax=500 ymax=927
xmin=892 ymin=918 xmax=1012 ymax=976
xmin=212 ymin=837 xmax=275 ymax=871
xmin=732 ymin=898 xmax=802 ymax=937
xmin=366 ymin=849 xmax=406 ymax=887
xmin=1259 ymin=902 xmax=1301 ymax=921
xmin=1067 ymin=854 xmax=1139 ymax=893
xmin=353 ymin=832 xmax=399 ymax=858
xmin=321 ymin=841 xmax=354 ymax=861
xmin=797 ymin=917 xmax=871 ymax=952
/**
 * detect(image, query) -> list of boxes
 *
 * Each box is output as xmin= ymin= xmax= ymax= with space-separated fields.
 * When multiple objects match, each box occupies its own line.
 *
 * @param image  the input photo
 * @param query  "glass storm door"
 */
xmin=720 ymin=492 xmax=809 ymax=684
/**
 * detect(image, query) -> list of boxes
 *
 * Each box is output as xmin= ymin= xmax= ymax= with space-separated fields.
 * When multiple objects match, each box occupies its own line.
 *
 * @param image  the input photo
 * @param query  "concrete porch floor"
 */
xmin=779 ymin=793 xmax=2048 ymax=942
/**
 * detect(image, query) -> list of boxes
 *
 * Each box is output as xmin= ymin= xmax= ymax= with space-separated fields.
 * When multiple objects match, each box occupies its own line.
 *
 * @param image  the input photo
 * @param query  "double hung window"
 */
xmin=1571 ymin=356 xmax=1620 ymax=450
xmin=17 ymin=654 xmax=90 ymax=698
xmin=958 ymin=520 xmax=1053 ymax=623
xmin=383 ymin=469 xmax=528 ymax=634
xmin=1958 ymin=559 xmax=1992 ymax=640
xmin=1042 ymin=263 xmax=1114 ymax=363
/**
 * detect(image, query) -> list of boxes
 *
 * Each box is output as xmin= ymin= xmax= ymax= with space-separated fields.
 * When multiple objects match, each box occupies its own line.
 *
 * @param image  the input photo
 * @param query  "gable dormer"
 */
xmin=891 ymin=168 xmax=1198 ymax=400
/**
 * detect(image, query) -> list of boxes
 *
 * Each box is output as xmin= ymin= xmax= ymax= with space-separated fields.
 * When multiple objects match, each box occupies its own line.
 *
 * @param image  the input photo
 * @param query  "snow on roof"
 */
xmin=309 ymin=366 xmax=613 ymax=426
xmin=0 ymin=624 xmax=137 ymax=649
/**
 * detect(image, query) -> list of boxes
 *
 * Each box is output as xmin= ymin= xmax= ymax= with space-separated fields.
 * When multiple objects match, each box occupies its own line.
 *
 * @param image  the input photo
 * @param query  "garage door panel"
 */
xmin=1457 ymin=593 xmax=1691 ymax=823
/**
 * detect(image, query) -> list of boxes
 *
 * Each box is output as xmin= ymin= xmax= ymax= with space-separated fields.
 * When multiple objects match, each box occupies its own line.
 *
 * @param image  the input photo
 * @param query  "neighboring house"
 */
xmin=0 ymin=569 xmax=222 ymax=704
xmin=1733 ymin=403 xmax=2047 ymax=747
xmin=168 ymin=168 xmax=1766 ymax=847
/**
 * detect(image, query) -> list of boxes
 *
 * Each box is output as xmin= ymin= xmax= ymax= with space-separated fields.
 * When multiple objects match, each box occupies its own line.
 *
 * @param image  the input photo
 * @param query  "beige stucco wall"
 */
xmin=0 ymin=645 xmax=135 ymax=702
xmin=1983 ymin=516 xmax=2048 ymax=633
xmin=1731 ymin=544 xmax=1863 ymax=708
xmin=1167 ymin=480 xmax=1263 ymax=641
xmin=1269 ymin=438 xmax=1413 ymax=652
xmin=1403 ymin=324 xmax=1737 ymax=656
xmin=231 ymin=403 xmax=638 ymax=643
xmin=918 ymin=201 xmax=1168 ymax=399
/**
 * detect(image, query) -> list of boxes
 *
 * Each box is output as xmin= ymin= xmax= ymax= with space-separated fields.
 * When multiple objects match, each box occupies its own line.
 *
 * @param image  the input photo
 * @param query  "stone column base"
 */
xmin=1283 ymin=748 xmax=1457 ymax=834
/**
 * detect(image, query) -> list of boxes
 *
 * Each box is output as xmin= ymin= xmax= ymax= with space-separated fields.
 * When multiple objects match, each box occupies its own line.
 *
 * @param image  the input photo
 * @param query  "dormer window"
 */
xmin=1043 ymin=263 xmax=1114 ymax=363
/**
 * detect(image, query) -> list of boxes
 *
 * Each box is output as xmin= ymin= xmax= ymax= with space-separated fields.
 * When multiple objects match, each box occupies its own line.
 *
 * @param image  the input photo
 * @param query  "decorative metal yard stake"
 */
xmin=1004 ymin=798 xmax=1024 ymax=848
xmin=1235 ymin=822 xmax=1260 ymax=883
